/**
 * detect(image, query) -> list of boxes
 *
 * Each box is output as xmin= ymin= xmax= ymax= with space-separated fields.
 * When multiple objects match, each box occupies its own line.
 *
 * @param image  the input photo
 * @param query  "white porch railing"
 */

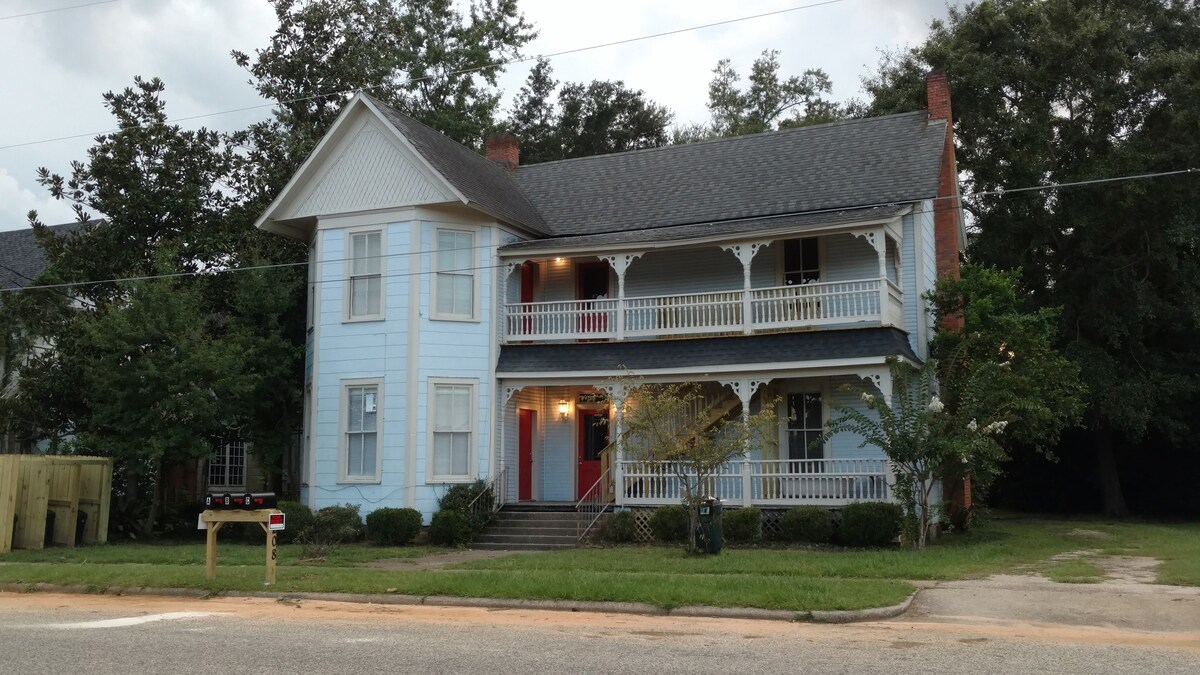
xmin=503 ymin=278 xmax=902 ymax=342
xmin=618 ymin=458 xmax=895 ymax=507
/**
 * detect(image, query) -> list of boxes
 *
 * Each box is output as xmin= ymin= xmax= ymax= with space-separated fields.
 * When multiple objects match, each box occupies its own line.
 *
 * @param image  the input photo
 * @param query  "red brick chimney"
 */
xmin=485 ymin=133 xmax=519 ymax=171
xmin=926 ymin=70 xmax=962 ymax=287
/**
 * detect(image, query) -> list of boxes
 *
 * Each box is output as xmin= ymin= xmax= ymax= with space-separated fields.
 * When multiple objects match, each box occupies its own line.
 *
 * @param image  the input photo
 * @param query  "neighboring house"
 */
xmin=0 ymin=222 xmax=267 ymax=501
xmin=254 ymin=72 xmax=964 ymax=524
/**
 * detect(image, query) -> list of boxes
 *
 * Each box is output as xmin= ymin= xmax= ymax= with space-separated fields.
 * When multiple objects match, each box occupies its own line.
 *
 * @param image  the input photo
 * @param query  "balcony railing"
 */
xmin=618 ymin=458 xmax=895 ymax=507
xmin=503 ymin=278 xmax=903 ymax=342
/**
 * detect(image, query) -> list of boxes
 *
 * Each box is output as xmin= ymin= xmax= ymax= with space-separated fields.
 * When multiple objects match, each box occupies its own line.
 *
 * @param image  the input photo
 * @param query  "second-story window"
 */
xmin=783 ymin=238 xmax=820 ymax=285
xmin=347 ymin=230 xmax=383 ymax=320
xmin=434 ymin=229 xmax=476 ymax=319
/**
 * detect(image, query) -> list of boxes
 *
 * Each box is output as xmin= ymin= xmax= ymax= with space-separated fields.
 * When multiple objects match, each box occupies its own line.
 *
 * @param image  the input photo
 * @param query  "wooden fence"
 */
xmin=0 ymin=455 xmax=112 ymax=553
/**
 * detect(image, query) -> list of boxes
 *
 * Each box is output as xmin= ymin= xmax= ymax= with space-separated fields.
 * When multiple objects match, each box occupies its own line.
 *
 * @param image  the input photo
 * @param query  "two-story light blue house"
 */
xmin=254 ymin=72 xmax=964 ymax=537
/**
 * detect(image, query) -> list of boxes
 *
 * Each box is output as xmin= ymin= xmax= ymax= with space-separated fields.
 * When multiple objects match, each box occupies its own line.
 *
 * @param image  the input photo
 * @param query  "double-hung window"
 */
xmin=430 ymin=380 xmax=474 ymax=481
xmin=347 ymin=230 xmax=383 ymax=320
xmin=783 ymin=238 xmax=820 ymax=285
xmin=785 ymin=392 xmax=825 ymax=472
xmin=434 ymin=229 xmax=475 ymax=319
xmin=342 ymin=381 xmax=381 ymax=482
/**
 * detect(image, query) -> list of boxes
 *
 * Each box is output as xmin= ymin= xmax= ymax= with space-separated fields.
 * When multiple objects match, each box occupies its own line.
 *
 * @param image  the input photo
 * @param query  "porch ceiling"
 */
xmin=496 ymin=204 xmax=908 ymax=257
xmin=496 ymin=326 xmax=918 ymax=377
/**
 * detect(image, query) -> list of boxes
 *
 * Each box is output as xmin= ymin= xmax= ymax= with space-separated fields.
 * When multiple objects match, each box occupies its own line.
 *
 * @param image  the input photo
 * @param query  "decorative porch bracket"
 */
xmin=720 ymin=241 xmax=771 ymax=335
xmin=853 ymin=368 xmax=893 ymax=405
xmin=599 ymin=253 xmax=644 ymax=340
xmin=853 ymin=228 xmax=890 ymax=324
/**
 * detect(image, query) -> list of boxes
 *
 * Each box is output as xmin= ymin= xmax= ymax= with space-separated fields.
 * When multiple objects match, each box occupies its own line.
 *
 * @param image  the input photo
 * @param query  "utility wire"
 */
xmin=0 ymin=0 xmax=118 ymax=21
xmin=0 ymin=166 xmax=1194 ymax=295
xmin=0 ymin=0 xmax=849 ymax=150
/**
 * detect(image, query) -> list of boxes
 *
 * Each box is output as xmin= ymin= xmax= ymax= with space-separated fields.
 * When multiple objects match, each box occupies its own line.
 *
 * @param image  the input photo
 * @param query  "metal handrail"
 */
xmin=575 ymin=466 xmax=613 ymax=542
xmin=467 ymin=467 xmax=508 ymax=527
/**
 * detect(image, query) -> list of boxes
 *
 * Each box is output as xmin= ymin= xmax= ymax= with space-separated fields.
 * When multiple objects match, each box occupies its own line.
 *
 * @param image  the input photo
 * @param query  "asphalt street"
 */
xmin=0 ymin=593 xmax=1197 ymax=674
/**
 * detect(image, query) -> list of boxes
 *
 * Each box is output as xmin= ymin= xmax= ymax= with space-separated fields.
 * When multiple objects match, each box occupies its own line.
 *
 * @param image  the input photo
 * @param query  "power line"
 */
xmin=0 ymin=0 xmax=849 ymax=151
xmin=0 ymin=165 xmax=1194 ymax=295
xmin=0 ymin=0 xmax=118 ymax=21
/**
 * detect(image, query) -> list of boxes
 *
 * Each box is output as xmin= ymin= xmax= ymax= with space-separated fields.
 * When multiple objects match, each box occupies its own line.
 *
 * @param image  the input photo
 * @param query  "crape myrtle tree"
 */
xmin=504 ymin=58 xmax=673 ymax=164
xmin=862 ymin=0 xmax=1200 ymax=516
xmin=613 ymin=379 xmax=776 ymax=555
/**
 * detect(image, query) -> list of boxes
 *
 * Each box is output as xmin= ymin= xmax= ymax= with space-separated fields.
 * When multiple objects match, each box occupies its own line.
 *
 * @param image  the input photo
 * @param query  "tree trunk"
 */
xmin=1095 ymin=427 xmax=1130 ymax=518
xmin=141 ymin=461 xmax=162 ymax=537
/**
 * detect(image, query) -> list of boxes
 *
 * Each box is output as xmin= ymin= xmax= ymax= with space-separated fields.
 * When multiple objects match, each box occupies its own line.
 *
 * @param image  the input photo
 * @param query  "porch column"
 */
xmin=720 ymin=241 xmax=770 ymax=334
xmin=500 ymin=385 xmax=526 ymax=506
xmin=851 ymin=230 xmax=888 ymax=323
xmin=594 ymin=382 xmax=629 ymax=505
xmin=719 ymin=377 xmax=769 ymax=506
xmin=600 ymin=253 xmax=643 ymax=341
xmin=501 ymin=260 xmax=526 ymax=344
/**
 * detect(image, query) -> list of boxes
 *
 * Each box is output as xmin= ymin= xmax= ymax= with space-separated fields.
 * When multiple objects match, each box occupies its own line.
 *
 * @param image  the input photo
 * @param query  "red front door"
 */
xmin=518 ymin=409 xmax=534 ymax=501
xmin=577 ymin=408 xmax=609 ymax=499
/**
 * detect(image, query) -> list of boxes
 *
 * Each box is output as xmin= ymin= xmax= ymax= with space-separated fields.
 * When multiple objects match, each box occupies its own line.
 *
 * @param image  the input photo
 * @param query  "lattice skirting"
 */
xmin=621 ymin=506 xmax=796 ymax=543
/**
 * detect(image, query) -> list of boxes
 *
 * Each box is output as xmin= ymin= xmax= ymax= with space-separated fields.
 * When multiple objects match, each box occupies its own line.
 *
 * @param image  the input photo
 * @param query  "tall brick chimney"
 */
xmin=926 ymin=70 xmax=962 ymax=287
xmin=485 ymin=132 xmax=519 ymax=171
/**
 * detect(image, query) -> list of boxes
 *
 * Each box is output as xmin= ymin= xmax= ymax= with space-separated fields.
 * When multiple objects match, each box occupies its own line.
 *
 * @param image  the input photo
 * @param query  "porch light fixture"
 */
xmin=554 ymin=257 xmax=564 ymax=263
xmin=557 ymin=399 xmax=570 ymax=418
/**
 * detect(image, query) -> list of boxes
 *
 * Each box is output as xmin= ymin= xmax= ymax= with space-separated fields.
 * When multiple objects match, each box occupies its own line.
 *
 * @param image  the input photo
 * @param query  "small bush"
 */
xmin=429 ymin=509 xmax=474 ymax=547
xmin=781 ymin=506 xmax=833 ymax=544
xmin=310 ymin=504 xmax=365 ymax=544
xmin=438 ymin=480 xmax=493 ymax=532
xmin=722 ymin=507 xmax=762 ymax=545
xmin=599 ymin=511 xmax=635 ymax=543
xmin=648 ymin=505 xmax=689 ymax=542
xmin=365 ymin=507 xmax=423 ymax=546
xmin=839 ymin=502 xmax=902 ymax=547
xmin=276 ymin=501 xmax=315 ymax=545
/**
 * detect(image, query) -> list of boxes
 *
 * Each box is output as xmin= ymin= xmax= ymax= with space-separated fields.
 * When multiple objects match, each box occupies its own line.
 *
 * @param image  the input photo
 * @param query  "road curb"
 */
xmin=0 ymin=582 xmax=918 ymax=623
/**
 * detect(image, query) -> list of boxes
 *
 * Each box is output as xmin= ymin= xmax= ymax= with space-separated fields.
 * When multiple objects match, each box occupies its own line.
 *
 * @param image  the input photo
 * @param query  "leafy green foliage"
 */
xmin=437 ymin=480 xmax=492 ymax=532
xmin=721 ymin=508 xmax=763 ymax=545
xmin=311 ymin=504 xmax=366 ymax=544
xmin=863 ymin=0 xmax=1200 ymax=515
xmin=276 ymin=501 xmax=315 ymax=545
xmin=599 ymin=511 xmax=636 ymax=544
xmin=505 ymin=59 xmax=672 ymax=164
xmin=365 ymin=507 xmax=423 ymax=546
xmin=839 ymin=502 xmax=902 ymax=548
xmin=781 ymin=506 xmax=834 ymax=544
xmin=675 ymin=49 xmax=843 ymax=143
xmin=429 ymin=509 xmax=473 ymax=547
xmin=648 ymin=505 xmax=689 ymax=543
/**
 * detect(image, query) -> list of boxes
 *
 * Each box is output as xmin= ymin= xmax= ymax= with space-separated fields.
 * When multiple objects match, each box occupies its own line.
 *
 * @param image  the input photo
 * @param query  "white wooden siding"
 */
xmin=822 ymin=234 xmax=878 ymax=282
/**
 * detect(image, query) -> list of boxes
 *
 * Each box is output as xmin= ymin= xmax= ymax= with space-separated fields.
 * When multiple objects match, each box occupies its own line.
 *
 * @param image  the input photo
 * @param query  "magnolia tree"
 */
xmin=614 ymin=380 xmax=776 ymax=554
xmin=826 ymin=357 xmax=1009 ymax=549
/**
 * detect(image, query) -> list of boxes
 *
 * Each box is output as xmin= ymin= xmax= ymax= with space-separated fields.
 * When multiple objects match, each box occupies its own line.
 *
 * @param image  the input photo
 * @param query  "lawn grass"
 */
xmin=2 ymin=518 xmax=1196 ymax=611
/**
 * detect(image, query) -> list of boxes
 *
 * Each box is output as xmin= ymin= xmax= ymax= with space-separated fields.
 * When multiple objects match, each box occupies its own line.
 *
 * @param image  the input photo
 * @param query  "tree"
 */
xmin=614 ymin=380 xmax=776 ymax=555
xmin=7 ymin=79 xmax=305 ymax=535
xmin=504 ymin=58 xmax=673 ymax=164
xmin=862 ymin=0 xmax=1200 ymax=516
xmin=231 ymin=0 xmax=535 ymax=181
xmin=677 ymin=49 xmax=843 ymax=142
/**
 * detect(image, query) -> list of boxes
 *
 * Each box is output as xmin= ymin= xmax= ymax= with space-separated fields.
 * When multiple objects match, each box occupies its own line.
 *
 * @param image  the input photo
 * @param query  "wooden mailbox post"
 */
xmin=200 ymin=509 xmax=285 ymax=584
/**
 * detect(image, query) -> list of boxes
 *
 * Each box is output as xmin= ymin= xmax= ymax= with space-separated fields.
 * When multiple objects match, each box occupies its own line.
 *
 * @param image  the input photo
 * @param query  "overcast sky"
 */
xmin=0 ymin=0 xmax=954 ymax=232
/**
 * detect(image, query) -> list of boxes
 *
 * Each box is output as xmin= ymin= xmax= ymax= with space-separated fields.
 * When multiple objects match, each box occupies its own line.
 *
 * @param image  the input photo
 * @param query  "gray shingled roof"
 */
xmin=512 ymin=111 xmax=945 ymax=236
xmin=367 ymin=95 xmax=549 ymax=235
xmin=497 ymin=327 xmax=919 ymax=375
xmin=498 ymin=205 xmax=908 ymax=254
xmin=0 ymin=221 xmax=93 ymax=291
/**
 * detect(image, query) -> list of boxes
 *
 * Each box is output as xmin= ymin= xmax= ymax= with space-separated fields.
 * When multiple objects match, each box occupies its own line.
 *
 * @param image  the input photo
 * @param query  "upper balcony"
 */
xmin=499 ymin=216 xmax=913 ymax=344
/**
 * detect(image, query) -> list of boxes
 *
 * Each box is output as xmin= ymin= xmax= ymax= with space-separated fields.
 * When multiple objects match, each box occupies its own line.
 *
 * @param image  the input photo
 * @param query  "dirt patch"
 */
xmin=1094 ymin=556 xmax=1161 ymax=584
xmin=1066 ymin=528 xmax=1110 ymax=539
xmin=364 ymin=549 xmax=531 ymax=571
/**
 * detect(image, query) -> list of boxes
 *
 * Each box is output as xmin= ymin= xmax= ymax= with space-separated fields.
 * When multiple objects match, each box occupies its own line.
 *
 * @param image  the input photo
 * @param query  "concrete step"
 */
xmin=484 ymin=525 xmax=577 ymax=536
xmin=474 ymin=533 xmax=577 ymax=546
xmin=472 ymin=541 xmax=575 ymax=551
xmin=490 ymin=511 xmax=578 ymax=522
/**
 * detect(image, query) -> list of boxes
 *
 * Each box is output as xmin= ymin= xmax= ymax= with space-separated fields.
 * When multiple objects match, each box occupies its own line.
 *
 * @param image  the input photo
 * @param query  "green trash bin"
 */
xmin=695 ymin=497 xmax=723 ymax=554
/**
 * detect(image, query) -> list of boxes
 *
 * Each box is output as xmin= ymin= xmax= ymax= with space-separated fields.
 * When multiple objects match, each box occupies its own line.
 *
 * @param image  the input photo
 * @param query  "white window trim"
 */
xmin=343 ymin=226 xmax=386 ymax=323
xmin=338 ymin=377 xmax=384 ymax=484
xmin=208 ymin=439 xmax=249 ymax=490
xmin=777 ymin=380 xmax=831 ymax=461
xmin=431 ymin=226 xmax=481 ymax=322
xmin=426 ymin=377 xmax=479 ymax=483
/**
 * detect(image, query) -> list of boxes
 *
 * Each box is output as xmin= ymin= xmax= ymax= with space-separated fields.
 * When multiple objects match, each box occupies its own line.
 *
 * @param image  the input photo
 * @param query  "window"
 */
xmin=434 ymin=229 xmax=475 ymax=319
xmin=347 ymin=230 xmax=383 ymax=320
xmin=430 ymin=380 xmax=475 ymax=480
xmin=209 ymin=440 xmax=247 ymax=488
xmin=341 ymin=381 xmax=381 ymax=482
xmin=783 ymin=238 xmax=820 ymax=285
xmin=786 ymin=392 xmax=824 ymax=471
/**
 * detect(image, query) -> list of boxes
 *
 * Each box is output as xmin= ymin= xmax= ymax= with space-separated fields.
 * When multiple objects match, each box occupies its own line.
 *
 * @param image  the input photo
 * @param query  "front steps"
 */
xmin=472 ymin=504 xmax=578 ymax=551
